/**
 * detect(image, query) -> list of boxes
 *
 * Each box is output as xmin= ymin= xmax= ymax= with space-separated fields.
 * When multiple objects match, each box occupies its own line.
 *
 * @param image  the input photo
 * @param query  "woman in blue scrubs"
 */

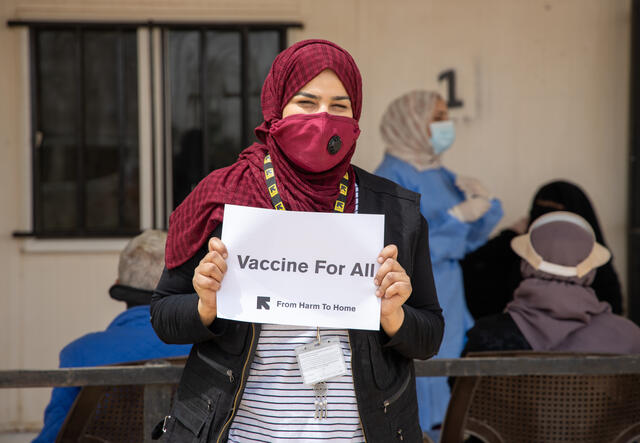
xmin=375 ymin=90 xmax=503 ymax=438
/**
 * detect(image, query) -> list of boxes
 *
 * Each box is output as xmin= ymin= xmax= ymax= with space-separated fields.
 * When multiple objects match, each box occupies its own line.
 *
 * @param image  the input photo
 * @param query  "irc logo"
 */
xmin=268 ymin=183 xmax=278 ymax=197
xmin=334 ymin=201 xmax=345 ymax=212
xmin=265 ymin=168 xmax=275 ymax=180
xmin=256 ymin=296 xmax=270 ymax=310
xmin=275 ymin=202 xmax=285 ymax=210
xmin=339 ymin=183 xmax=348 ymax=195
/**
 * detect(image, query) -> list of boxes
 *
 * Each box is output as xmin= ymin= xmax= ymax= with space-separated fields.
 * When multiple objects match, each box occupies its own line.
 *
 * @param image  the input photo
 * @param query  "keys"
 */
xmin=313 ymin=382 xmax=328 ymax=419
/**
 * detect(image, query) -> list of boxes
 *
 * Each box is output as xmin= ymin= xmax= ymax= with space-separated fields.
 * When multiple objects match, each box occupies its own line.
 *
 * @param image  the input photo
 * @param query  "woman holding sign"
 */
xmin=151 ymin=39 xmax=444 ymax=443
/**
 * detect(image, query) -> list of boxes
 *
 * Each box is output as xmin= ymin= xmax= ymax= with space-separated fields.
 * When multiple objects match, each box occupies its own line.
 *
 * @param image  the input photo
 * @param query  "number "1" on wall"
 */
xmin=438 ymin=69 xmax=464 ymax=109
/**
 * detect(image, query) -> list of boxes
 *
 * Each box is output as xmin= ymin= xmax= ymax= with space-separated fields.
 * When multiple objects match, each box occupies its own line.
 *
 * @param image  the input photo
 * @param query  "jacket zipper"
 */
xmin=215 ymin=323 xmax=257 ymax=443
xmin=348 ymin=332 xmax=369 ymax=443
xmin=382 ymin=371 xmax=411 ymax=414
xmin=196 ymin=349 xmax=235 ymax=383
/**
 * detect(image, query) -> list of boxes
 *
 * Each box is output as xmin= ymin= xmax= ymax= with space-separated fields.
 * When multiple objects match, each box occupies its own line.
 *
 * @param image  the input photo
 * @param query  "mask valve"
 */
xmin=327 ymin=135 xmax=342 ymax=154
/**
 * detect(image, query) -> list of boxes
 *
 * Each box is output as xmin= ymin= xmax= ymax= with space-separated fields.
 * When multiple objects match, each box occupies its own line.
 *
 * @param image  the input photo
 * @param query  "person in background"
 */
xmin=32 ymin=230 xmax=191 ymax=443
xmin=462 ymin=211 xmax=640 ymax=356
xmin=462 ymin=180 xmax=623 ymax=320
xmin=374 ymin=90 xmax=503 ymax=438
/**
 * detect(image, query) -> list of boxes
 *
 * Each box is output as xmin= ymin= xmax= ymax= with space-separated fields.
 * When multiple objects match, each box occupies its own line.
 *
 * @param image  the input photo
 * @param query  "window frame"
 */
xmin=161 ymin=24 xmax=289 ymax=215
xmin=29 ymin=23 xmax=141 ymax=238
xmin=8 ymin=19 xmax=301 ymax=239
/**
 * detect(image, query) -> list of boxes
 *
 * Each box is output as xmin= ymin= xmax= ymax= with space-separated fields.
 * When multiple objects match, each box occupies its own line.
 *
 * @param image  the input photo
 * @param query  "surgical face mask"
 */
xmin=270 ymin=112 xmax=360 ymax=173
xmin=429 ymin=120 xmax=455 ymax=155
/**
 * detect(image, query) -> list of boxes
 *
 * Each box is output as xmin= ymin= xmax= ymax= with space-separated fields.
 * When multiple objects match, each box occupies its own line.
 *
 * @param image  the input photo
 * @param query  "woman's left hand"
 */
xmin=374 ymin=244 xmax=412 ymax=337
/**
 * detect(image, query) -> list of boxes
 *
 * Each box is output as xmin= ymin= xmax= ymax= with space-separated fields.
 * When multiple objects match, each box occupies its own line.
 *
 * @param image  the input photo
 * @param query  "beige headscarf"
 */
xmin=380 ymin=90 xmax=443 ymax=171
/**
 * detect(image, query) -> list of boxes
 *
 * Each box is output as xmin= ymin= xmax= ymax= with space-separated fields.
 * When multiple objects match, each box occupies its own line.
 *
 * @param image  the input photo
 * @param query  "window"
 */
xmin=166 ymin=27 xmax=284 ymax=208
xmin=14 ymin=21 xmax=298 ymax=238
xmin=31 ymin=26 xmax=139 ymax=236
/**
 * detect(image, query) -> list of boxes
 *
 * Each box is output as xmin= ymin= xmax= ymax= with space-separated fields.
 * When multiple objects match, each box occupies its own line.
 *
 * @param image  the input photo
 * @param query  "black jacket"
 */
xmin=150 ymin=166 xmax=444 ymax=442
xmin=461 ymin=313 xmax=532 ymax=356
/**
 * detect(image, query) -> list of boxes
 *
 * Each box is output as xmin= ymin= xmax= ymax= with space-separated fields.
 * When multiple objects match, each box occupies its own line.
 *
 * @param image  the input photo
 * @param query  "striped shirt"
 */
xmin=228 ymin=184 xmax=364 ymax=441
xmin=227 ymin=325 xmax=365 ymax=442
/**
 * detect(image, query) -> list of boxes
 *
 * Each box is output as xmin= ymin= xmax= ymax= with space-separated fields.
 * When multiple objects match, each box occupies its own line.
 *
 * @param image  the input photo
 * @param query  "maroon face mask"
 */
xmin=269 ymin=112 xmax=360 ymax=173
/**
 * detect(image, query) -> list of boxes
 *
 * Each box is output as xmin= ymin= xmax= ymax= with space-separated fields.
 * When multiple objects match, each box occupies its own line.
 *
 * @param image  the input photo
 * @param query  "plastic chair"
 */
xmin=440 ymin=351 xmax=640 ymax=443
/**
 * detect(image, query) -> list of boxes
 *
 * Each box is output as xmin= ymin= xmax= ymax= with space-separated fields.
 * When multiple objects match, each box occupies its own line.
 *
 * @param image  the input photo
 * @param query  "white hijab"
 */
xmin=379 ymin=90 xmax=443 ymax=171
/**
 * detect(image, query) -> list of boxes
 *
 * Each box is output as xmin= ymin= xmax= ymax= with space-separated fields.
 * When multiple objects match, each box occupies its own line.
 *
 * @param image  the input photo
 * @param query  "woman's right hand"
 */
xmin=193 ymin=237 xmax=228 ymax=327
xmin=455 ymin=175 xmax=492 ymax=199
xmin=448 ymin=197 xmax=491 ymax=223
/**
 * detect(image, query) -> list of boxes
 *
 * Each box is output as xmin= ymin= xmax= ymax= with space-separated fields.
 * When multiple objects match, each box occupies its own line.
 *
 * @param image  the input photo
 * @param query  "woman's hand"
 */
xmin=193 ymin=237 xmax=228 ymax=327
xmin=455 ymin=175 xmax=492 ymax=199
xmin=374 ymin=244 xmax=412 ymax=337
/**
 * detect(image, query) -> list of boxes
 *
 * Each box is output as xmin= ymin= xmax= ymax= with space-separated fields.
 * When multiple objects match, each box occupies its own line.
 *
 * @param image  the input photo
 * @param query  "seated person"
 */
xmin=32 ymin=230 xmax=192 ymax=443
xmin=462 ymin=180 xmax=623 ymax=319
xmin=463 ymin=211 xmax=640 ymax=356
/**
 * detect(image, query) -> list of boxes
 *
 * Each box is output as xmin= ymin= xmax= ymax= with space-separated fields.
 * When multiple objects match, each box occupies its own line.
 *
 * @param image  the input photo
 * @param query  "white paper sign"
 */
xmin=217 ymin=204 xmax=384 ymax=330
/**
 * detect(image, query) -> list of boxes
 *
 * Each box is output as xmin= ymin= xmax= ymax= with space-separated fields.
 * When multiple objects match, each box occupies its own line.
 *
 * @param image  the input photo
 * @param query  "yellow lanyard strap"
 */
xmin=262 ymin=154 xmax=349 ymax=212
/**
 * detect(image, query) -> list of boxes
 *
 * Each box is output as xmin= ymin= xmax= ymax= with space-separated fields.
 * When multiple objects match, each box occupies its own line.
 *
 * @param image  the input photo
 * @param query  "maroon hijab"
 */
xmin=165 ymin=39 xmax=363 ymax=269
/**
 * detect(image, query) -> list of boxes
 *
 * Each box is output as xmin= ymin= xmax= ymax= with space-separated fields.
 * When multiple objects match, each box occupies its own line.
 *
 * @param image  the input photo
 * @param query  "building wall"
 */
xmin=0 ymin=0 xmax=631 ymax=431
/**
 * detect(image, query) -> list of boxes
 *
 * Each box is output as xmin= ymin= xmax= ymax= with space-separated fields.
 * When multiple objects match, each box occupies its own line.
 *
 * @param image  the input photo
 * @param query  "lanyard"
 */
xmin=262 ymin=153 xmax=349 ymax=343
xmin=263 ymin=154 xmax=349 ymax=212
xmin=263 ymin=154 xmax=351 ymax=420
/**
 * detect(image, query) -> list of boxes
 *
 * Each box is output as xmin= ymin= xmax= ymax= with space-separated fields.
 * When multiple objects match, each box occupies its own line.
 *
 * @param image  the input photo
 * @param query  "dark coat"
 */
xmin=462 ymin=180 xmax=623 ymax=318
xmin=461 ymin=313 xmax=532 ymax=356
xmin=150 ymin=166 xmax=444 ymax=443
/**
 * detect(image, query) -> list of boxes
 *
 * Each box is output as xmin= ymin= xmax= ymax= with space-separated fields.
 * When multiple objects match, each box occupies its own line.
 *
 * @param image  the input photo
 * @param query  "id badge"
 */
xmin=294 ymin=338 xmax=347 ymax=386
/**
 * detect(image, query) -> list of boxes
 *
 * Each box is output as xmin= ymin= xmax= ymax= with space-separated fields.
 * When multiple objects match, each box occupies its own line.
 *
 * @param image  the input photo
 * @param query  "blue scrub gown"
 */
xmin=375 ymin=153 xmax=503 ymax=431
